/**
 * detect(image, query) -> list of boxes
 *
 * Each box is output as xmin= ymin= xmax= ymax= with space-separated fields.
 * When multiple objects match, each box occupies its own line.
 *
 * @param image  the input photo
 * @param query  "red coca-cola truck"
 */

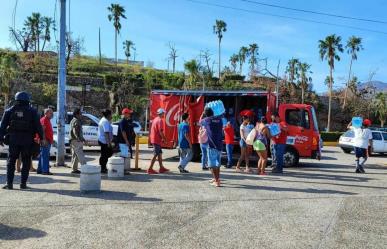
xmin=149 ymin=90 xmax=321 ymax=167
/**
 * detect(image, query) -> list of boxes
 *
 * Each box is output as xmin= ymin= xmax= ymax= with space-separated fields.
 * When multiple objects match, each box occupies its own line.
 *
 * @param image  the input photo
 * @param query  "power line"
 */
xmin=185 ymin=0 xmax=387 ymax=35
xmin=241 ymin=0 xmax=387 ymax=25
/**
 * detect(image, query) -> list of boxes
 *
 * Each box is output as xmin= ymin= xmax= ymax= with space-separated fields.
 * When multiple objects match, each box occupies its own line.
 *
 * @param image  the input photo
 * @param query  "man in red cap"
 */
xmin=118 ymin=108 xmax=136 ymax=159
xmin=347 ymin=118 xmax=373 ymax=173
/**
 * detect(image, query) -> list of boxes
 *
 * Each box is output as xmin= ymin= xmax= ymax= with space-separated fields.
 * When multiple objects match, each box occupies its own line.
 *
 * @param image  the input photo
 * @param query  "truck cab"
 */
xmin=278 ymin=104 xmax=321 ymax=167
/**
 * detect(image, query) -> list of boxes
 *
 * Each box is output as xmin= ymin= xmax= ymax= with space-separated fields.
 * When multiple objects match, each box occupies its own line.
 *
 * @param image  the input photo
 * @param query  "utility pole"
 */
xmin=99 ymin=27 xmax=102 ymax=64
xmin=56 ymin=0 xmax=67 ymax=166
xmin=275 ymin=60 xmax=280 ymax=110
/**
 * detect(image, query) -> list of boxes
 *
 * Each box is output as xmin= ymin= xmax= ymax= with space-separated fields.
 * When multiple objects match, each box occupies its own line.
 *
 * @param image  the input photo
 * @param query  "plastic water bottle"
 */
xmin=352 ymin=117 xmax=363 ymax=128
xmin=219 ymin=101 xmax=225 ymax=114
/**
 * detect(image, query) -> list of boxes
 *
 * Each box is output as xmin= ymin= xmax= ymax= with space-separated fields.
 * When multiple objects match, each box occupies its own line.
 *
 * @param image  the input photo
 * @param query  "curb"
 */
xmin=323 ymin=141 xmax=338 ymax=147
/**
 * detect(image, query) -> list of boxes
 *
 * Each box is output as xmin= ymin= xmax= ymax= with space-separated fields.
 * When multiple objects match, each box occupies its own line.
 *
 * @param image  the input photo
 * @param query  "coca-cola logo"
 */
xmin=165 ymin=103 xmax=187 ymax=127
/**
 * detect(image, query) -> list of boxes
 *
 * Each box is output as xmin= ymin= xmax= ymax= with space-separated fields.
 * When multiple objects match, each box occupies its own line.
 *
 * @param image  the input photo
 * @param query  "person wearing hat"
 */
xmin=347 ymin=118 xmax=373 ymax=173
xmin=118 ymin=108 xmax=135 ymax=159
xmin=0 ymin=91 xmax=43 ymax=189
xmin=69 ymin=108 xmax=87 ymax=174
xmin=147 ymin=108 xmax=169 ymax=174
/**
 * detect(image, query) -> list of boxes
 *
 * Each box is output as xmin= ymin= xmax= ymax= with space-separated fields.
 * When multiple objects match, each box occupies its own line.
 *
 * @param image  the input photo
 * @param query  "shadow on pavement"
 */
xmin=26 ymin=188 xmax=162 ymax=202
xmin=0 ymin=224 xmax=47 ymax=240
xmin=0 ymin=174 xmax=75 ymax=185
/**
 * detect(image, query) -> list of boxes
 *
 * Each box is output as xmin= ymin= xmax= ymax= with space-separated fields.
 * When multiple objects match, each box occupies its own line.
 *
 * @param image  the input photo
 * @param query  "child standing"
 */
xmin=223 ymin=121 xmax=234 ymax=168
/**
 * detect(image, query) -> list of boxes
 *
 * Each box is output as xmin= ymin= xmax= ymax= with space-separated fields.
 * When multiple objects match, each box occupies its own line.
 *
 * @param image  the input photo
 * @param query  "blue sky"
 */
xmin=1 ymin=0 xmax=386 ymax=93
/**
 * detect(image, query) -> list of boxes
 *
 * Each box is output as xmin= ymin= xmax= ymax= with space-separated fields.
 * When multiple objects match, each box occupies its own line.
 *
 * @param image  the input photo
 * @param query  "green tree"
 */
xmin=213 ymin=19 xmax=227 ymax=79
xmin=184 ymin=59 xmax=201 ymax=89
xmin=298 ymin=62 xmax=312 ymax=104
xmin=0 ymin=53 xmax=18 ymax=108
xmin=318 ymin=34 xmax=343 ymax=131
xmin=107 ymin=4 xmax=127 ymax=67
xmin=238 ymin=46 xmax=248 ymax=75
xmin=372 ymin=92 xmax=387 ymax=127
xmin=123 ymin=40 xmax=134 ymax=64
xmin=286 ymin=58 xmax=300 ymax=85
xmin=229 ymin=54 xmax=239 ymax=73
xmin=41 ymin=17 xmax=54 ymax=51
xmin=247 ymin=43 xmax=259 ymax=78
xmin=343 ymin=36 xmax=363 ymax=109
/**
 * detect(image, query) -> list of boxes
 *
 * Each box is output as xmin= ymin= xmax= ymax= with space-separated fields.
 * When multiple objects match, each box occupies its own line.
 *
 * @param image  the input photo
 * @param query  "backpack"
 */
xmin=198 ymin=126 xmax=208 ymax=144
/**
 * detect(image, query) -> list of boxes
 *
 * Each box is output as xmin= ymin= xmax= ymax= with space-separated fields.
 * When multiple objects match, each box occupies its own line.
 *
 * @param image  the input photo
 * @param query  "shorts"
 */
xmin=354 ymin=147 xmax=367 ymax=158
xmin=153 ymin=144 xmax=163 ymax=156
xmin=253 ymin=140 xmax=266 ymax=151
xmin=208 ymin=148 xmax=221 ymax=168
xmin=239 ymin=139 xmax=247 ymax=148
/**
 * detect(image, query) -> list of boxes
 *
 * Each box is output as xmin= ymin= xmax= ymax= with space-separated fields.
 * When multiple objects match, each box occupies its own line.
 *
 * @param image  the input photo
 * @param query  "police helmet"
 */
xmin=15 ymin=91 xmax=31 ymax=102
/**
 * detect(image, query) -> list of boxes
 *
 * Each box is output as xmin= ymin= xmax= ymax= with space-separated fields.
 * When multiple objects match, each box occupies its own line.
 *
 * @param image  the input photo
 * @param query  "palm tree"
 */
xmin=184 ymin=59 xmax=201 ymax=89
xmin=372 ymin=92 xmax=386 ymax=127
xmin=31 ymin=12 xmax=42 ymax=52
xmin=229 ymin=54 xmax=239 ymax=73
xmin=319 ymin=34 xmax=343 ymax=131
xmin=247 ymin=43 xmax=259 ymax=78
xmin=238 ymin=46 xmax=248 ymax=75
xmin=286 ymin=58 xmax=300 ymax=85
xmin=298 ymin=62 xmax=312 ymax=104
xmin=213 ymin=19 xmax=227 ymax=79
xmin=343 ymin=36 xmax=363 ymax=109
xmin=123 ymin=40 xmax=134 ymax=64
xmin=0 ymin=54 xmax=18 ymax=108
xmin=41 ymin=17 xmax=54 ymax=51
xmin=107 ymin=4 xmax=127 ymax=67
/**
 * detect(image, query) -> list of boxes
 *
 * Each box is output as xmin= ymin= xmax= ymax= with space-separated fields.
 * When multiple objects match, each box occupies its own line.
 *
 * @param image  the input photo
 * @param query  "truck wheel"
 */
xmin=191 ymin=144 xmax=201 ymax=162
xmin=341 ymin=148 xmax=352 ymax=154
xmin=283 ymin=147 xmax=299 ymax=167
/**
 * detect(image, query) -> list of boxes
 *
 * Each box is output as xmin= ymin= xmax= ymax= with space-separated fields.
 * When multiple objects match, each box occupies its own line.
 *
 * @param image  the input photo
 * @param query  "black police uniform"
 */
xmin=0 ymin=101 xmax=43 ymax=189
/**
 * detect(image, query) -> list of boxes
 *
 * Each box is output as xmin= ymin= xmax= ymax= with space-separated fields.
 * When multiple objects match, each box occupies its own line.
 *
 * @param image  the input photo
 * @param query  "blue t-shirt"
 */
xmin=178 ymin=122 xmax=190 ymax=149
xmin=202 ymin=116 xmax=223 ymax=151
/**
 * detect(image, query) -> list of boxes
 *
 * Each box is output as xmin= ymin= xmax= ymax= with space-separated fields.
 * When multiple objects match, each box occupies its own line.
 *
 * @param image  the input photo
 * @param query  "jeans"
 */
xmin=179 ymin=148 xmax=193 ymax=169
xmin=226 ymin=144 xmax=233 ymax=167
xmin=6 ymin=144 xmax=32 ymax=187
xmin=37 ymin=144 xmax=51 ymax=173
xmin=98 ymin=141 xmax=113 ymax=172
xmin=273 ymin=144 xmax=285 ymax=172
xmin=200 ymin=143 xmax=208 ymax=168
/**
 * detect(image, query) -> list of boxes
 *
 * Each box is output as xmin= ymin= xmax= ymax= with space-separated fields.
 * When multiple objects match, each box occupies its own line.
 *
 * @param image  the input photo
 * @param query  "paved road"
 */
xmin=0 ymin=146 xmax=386 ymax=249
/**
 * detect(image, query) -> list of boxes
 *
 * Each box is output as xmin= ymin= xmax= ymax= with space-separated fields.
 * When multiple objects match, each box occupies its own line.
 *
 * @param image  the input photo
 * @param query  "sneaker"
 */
xmin=355 ymin=169 xmax=361 ymax=173
xmin=42 ymin=172 xmax=54 ymax=175
xmin=359 ymin=168 xmax=366 ymax=173
xmin=20 ymin=184 xmax=30 ymax=189
xmin=101 ymin=169 xmax=108 ymax=174
xmin=147 ymin=169 xmax=159 ymax=175
xmin=209 ymin=178 xmax=216 ymax=183
xmin=2 ymin=185 xmax=13 ymax=190
xmin=71 ymin=170 xmax=81 ymax=174
xmin=212 ymin=181 xmax=221 ymax=187
xmin=181 ymin=169 xmax=189 ymax=173
xmin=202 ymin=166 xmax=209 ymax=171
xmin=259 ymin=172 xmax=267 ymax=176
xmin=178 ymin=166 xmax=184 ymax=173
xmin=159 ymin=167 xmax=170 ymax=174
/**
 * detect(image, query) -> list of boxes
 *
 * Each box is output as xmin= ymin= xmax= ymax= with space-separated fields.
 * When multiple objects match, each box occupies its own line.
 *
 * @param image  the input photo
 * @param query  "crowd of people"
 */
xmin=0 ymin=91 xmax=373 ymax=190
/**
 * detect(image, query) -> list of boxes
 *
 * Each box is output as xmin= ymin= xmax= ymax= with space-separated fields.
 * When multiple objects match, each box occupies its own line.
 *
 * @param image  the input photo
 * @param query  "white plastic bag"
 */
xmin=119 ymin=144 xmax=129 ymax=158
xmin=245 ymin=128 xmax=257 ymax=145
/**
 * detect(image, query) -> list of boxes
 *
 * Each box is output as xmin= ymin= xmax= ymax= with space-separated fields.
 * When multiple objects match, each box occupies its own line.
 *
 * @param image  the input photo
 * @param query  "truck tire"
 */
xmin=191 ymin=143 xmax=201 ymax=162
xmin=341 ymin=148 xmax=352 ymax=154
xmin=283 ymin=146 xmax=299 ymax=167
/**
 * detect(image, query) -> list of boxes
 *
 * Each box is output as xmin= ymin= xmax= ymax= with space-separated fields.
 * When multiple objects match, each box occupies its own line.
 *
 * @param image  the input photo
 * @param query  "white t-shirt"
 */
xmin=98 ymin=117 xmax=113 ymax=144
xmin=350 ymin=126 xmax=372 ymax=149
xmin=240 ymin=123 xmax=253 ymax=139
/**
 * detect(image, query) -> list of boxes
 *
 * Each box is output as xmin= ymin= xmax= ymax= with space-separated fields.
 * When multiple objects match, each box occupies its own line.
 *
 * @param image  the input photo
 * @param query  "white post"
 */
xmin=56 ymin=0 xmax=67 ymax=166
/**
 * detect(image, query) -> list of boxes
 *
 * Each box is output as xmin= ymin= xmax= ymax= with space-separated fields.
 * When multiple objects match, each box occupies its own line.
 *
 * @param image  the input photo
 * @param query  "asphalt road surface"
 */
xmin=0 ymin=146 xmax=386 ymax=249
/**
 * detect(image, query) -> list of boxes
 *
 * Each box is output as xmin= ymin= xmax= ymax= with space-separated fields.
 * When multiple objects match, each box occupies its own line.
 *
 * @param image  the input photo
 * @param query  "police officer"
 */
xmin=0 ymin=91 xmax=43 ymax=190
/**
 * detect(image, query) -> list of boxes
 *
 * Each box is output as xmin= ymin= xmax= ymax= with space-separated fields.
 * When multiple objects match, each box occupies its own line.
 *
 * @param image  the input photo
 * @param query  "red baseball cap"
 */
xmin=122 ymin=108 xmax=133 ymax=115
xmin=363 ymin=119 xmax=371 ymax=126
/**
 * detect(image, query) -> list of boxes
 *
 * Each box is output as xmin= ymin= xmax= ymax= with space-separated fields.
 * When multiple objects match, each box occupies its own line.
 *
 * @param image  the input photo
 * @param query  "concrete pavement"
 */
xmin=0 ymin=146 xmax=386 ymax=249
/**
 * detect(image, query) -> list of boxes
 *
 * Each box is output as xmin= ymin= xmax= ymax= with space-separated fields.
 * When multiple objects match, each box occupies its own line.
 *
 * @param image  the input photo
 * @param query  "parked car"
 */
xmin=339 ymin=130 xmax=387 ymax=155
xmin=0 ymin=142 xmax=58 ymax=158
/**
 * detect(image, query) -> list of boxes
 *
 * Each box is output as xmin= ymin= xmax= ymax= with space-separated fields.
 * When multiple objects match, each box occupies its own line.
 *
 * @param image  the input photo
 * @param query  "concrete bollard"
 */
xmin=107 ymin=157 xmax=125 ymax=179
xmin=80 ymin=165 xmax=101 ymax=193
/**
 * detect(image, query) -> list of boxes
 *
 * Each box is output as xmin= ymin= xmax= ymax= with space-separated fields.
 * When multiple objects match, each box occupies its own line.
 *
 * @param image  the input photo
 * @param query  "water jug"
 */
xmin=352 ymin=117 xmax=363 ymax=128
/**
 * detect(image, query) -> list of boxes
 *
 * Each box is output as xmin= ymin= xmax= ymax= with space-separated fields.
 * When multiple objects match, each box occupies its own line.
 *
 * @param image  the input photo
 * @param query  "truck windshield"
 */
xmin=311 ymin=107 xmax=319 ymax=131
